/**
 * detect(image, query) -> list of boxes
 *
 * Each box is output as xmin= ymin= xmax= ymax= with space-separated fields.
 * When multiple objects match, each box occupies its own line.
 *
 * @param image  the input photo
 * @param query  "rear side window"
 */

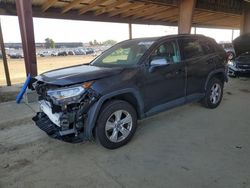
xmin=179 ymin=38 xmax=204 ymax=60
xmin=200 ymin=40 xmax=216 ymax=55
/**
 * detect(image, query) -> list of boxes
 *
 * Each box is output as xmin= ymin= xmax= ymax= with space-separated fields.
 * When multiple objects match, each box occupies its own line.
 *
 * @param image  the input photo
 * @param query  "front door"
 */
xmin=142 ymin=40 xmax=186 ymax=112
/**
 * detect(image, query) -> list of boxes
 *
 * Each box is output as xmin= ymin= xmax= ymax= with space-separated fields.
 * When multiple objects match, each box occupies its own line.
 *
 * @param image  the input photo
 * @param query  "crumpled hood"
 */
xmin=36 ymin=64 xmax=123 ymax=86
xmin=233 ymin=33 xmax=250 ymax=57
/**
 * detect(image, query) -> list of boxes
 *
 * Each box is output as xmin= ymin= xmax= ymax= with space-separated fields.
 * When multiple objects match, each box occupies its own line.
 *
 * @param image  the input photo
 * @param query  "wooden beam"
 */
xmin=121 ymin=4 xmax=151 ymax=18
xmin=94 ymin=0 xmax=128 ymax=16
xmin=15 ymin=0 xmax=37 ymax=76
xmin=108 ymin=3 xmax=144 ymax=17
xmin=78 ymin=0 xmax=104 ymax=15
xmin=62 ymin=0 xmax=83 ymax=14
xmin=42 ymin=0 xmax=58 ymax=12
xmin=178 ymin=0 xmax=196 ymax=34
xmin=0 ymin=19 xmax=11 ymax=86
xmin=143 ymin=7 xmax=176 ymax=20
xmin=132 ymin=6 xmax=167 ymax=19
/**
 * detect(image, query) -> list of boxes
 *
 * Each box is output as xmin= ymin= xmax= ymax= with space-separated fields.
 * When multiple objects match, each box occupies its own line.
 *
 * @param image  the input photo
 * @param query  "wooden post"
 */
xmin=178 ymin=0 xmax=196 ymax=34
xmin=240 ymin=2 xmax=250 ymax=35
xmin=129 ymin=23 xmax=132 ymax=39
xmin=0 ymin=19 xmax=11 ymax=86
xmin=231 ymin=29 xmax=234 ymax=41
xmin=15 ymin=0 xmax=37 ymax=77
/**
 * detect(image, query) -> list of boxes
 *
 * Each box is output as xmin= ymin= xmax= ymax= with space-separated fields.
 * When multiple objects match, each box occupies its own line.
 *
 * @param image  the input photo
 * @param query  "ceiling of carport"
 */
xmin=0 ymin=0 xmax=244 ymax=28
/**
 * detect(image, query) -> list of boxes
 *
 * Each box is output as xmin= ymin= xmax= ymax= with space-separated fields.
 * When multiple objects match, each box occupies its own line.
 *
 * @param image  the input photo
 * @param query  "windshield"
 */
xmin=91 ymin=39 xmax=155 ymax=67
xmin=220 ymin=43 xmax=233 ymax=49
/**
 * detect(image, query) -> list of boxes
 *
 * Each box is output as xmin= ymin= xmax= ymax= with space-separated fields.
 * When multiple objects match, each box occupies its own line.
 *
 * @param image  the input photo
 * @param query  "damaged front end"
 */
xmin=31 ymin=79 xmax=100 ymax=143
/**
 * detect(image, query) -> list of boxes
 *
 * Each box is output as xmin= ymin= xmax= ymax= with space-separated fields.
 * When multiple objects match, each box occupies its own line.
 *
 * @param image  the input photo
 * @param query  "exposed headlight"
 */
xmin=47 ymin=86 xmax=85 ymax=101
xmin=228 ymin=61 xmax=236 ymax=67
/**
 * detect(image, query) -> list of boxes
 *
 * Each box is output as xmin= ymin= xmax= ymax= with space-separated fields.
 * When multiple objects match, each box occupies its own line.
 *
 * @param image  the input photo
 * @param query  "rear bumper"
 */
xmin=32 ymin=112 xmax=85 ymax=143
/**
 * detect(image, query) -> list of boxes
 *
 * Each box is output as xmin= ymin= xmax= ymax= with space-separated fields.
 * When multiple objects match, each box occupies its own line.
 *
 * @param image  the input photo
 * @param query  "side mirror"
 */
xmin=149 ymin=57 xmax=169 ymax=72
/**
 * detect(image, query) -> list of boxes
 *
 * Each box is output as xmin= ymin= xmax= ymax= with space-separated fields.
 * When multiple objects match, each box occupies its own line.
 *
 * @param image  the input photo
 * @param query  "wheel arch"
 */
xmin=85 ymin=88 xmax=144 ymax=139
xmin=205 ymin=69 xmax=228 ymax=91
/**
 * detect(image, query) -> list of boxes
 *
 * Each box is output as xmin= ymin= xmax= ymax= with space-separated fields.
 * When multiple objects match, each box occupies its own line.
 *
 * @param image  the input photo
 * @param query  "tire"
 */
xmin=202 ymin=78 xmax=224 ymax=109
xmin=95 ymin=100 xmax=137 ymax=149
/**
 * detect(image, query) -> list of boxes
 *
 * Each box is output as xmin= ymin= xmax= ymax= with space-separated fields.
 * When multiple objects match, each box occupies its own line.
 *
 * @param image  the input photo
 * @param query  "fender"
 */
xmin=84 ymin=88 xmax=145 ymax=139
xmin=204 ymin=68 xmax=228 ymax=91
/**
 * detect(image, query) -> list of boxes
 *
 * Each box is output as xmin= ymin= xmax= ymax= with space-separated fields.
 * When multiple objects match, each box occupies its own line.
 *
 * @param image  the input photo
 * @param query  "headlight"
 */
xmin=47 ymin=86 xmax=85 ymax=102
xmin=228 ymin=61 xmax=236 ymax=67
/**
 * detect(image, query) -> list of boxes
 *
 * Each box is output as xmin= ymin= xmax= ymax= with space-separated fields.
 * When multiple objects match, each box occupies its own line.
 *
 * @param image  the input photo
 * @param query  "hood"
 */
xmin=36 ymin=64 xmax=123 ymax=86
xmin=233 ymin=33 xmax=250 ymax=57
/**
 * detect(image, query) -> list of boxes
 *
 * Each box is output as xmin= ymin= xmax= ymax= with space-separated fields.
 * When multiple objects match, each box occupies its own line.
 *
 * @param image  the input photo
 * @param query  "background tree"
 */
xmin=45 ymin=38 xmax=55 ymax=48
xmin=89 ymin=41 xmax=93 ymax=46
xmin=102 ymin=40 xmax=117 ymax=46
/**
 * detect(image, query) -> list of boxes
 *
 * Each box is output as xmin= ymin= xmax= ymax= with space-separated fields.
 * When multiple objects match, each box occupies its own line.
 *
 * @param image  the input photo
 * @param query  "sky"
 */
xmin=0 ymin=15 xmax=240 ymax=43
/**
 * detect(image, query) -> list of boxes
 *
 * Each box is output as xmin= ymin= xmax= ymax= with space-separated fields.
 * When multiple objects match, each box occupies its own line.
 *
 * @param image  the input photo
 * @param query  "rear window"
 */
xmin=200 ymin=40 xmax=216 ymax=55
xmin=179 ymin=38 xmax=204 ymax=60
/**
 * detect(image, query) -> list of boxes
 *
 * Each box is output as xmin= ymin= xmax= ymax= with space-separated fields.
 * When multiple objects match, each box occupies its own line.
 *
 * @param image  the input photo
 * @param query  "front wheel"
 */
xmin=95 ymin=100 xmax=137 ymax=149
xmin=202 ymin=78 xmax=223 ymax=109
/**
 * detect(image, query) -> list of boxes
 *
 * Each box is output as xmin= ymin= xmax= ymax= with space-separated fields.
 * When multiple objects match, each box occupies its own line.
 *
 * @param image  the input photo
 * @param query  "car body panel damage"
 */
xmin=228 ymin=33 xmax=250 ymax=77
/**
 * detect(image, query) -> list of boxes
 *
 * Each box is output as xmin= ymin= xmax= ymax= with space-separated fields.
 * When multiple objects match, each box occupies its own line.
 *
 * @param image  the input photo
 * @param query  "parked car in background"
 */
xmin=228 ymin=33 xmax=250 ymax=77
xmin=39 ymin=51 xmax=52 ymax=57
xmin=85 ymin=48 xmax=95 ymax=54
xmin=57 ymin=51 xmax=68 ymax=56
xmin=74 ymin=49 xmax=87 ymax=55
xmin=67 ymin=50 xmax=75 ymax=55
xmin=51 ymin=51 xmax=58 ymax=56
xmin=219 ymin=42 xmax=236 ymax=60
xmin=8 ymin=52 xmax=23 ymax=59
xmin=31 ymin=34 xmax=227 ymax=149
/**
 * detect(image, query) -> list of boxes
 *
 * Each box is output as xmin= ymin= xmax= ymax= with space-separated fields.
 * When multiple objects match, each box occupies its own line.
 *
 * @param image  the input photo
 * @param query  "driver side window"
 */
xmin=151 ymin=40 xmax=181 ymax=65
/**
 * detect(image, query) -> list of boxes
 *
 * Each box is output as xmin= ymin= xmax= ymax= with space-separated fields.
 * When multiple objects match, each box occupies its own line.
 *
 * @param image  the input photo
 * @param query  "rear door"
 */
xmin=178 ymin=37 xmax=216 ymax=95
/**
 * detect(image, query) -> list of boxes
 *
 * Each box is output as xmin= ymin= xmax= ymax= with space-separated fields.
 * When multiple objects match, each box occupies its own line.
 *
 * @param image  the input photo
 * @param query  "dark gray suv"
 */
xmin=31 ymin=34 xmax=228 ymax=149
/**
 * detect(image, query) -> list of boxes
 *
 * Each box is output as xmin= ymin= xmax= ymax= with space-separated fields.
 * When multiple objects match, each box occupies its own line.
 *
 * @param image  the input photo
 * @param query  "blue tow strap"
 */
xmin=16 ymin=74 xmax=31 ymax=104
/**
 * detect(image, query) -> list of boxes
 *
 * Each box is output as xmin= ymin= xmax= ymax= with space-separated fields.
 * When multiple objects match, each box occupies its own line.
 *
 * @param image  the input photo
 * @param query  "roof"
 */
xmin=0 ymin=0 xmax=244 ymax=29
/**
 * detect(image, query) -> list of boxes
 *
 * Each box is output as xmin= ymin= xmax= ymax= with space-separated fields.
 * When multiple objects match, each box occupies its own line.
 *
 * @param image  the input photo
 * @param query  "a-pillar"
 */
xmin=15 ymin=0 xmax=37 ymax=77
xmin=178 ymin=0 xmax=196 ymax=34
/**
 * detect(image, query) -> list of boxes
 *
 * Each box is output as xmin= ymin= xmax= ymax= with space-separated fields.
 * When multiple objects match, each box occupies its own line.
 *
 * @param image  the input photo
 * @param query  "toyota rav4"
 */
xmin=31 ymin=34 xmax=228 ymax=149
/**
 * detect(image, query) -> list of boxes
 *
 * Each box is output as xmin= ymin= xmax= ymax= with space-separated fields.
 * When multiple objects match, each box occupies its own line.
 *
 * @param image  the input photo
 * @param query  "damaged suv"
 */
xmin=31 ymin=34 xmax=228 ymax=149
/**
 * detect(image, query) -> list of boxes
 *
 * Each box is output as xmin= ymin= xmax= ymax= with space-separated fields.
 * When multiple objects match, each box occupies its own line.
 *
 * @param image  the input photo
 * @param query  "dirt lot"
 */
xmin=0 ymin=78 xmax=250 ymax=188
xmin=0 ymin=55 xmax=95 ymax=85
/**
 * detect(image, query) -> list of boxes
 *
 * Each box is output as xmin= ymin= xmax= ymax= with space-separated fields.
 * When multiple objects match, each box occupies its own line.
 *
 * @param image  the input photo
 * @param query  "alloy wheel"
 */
xmin=210 ymin=83 xmax=222 ymax=104
xmin=105 ymin=110 xmax=133 ymax=143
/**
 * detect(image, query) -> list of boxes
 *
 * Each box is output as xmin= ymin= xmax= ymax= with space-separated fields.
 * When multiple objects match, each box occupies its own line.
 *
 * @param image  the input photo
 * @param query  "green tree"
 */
xmin=45 ymin=38 xmax=55 ymax=48
xmin=93 ymin=39 xmax=98 ymax=45
xmin=102 ymin=40 xmax=117 ymax=46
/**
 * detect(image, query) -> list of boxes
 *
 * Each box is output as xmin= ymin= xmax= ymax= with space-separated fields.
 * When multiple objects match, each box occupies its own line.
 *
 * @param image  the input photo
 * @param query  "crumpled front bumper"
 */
xmin=32 ymin=112 xmax=85 ymax=143
xmin=228 ymin=66 xmax=250 ymax=76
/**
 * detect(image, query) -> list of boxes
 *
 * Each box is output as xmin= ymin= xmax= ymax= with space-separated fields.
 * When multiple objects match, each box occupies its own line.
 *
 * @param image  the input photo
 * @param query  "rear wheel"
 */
xmin=202 ymin=78 xmax=223 ymax=109
xmin=95 ymin=100 xmax=137 ymax=149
